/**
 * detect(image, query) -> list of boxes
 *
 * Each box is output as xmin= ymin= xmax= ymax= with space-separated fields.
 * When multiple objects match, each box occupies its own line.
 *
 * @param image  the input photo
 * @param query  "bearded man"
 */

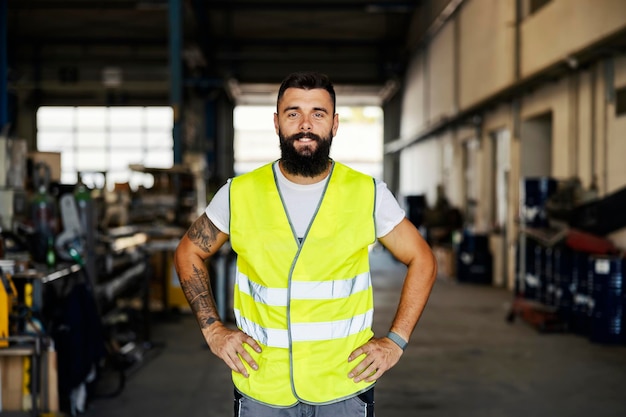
xmin=174 ymin=71 xmax=437 ymax=417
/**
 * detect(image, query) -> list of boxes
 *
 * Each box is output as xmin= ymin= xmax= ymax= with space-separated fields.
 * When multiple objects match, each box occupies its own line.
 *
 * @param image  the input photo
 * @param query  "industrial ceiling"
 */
xmin=8 ymin=0 xmax=430 ymax=106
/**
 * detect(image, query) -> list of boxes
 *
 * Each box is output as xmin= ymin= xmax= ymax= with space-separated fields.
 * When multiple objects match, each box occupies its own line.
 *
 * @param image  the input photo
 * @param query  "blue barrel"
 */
xmin=543 ymin=246 xmax=555 ymax=306
xmin=520 ymin=177 xmax=557 ymax=228
xmin=533 ymin=243 xmax=545 ymax=302
xmin=522 ymin=238 xmax=539 ymax=300
xmin=553 ymin=247 xmax=573 ymax=313
xmin=456 ymin=231 xmax=492 ymax=284
xmin=588 ymin=256 xmax=625 ymax=344
xmin=569 ymin=251 xmax=591 ymax=335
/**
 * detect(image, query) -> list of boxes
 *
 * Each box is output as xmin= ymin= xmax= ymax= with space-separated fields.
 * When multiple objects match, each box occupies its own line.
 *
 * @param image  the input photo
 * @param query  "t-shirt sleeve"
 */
xmin=205 ymin=180 xmax=232 ymax=235
xmin=375 ymin=179 xmax=406 ymax=238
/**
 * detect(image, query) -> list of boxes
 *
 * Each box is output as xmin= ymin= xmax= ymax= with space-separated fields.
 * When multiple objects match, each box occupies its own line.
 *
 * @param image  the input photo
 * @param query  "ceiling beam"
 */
xmin=9 ymin=1 xmax=164 ymax=10
xmin=185 ymin=1 xmax=419 ymax=12
xmin=9 ymin=0 xmax=420 ymax=12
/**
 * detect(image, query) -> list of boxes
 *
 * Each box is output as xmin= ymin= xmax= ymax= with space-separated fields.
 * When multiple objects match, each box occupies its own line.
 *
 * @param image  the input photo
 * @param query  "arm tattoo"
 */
xmin=181 ymin=263 xmax=220 ymax=329
xmin=205 ymin=317 xmax=218 ymax=326
xmin=187 ymin=215 xmax=220 ymax=253
xmin=189 ymin=290 xmax=209 ymax=304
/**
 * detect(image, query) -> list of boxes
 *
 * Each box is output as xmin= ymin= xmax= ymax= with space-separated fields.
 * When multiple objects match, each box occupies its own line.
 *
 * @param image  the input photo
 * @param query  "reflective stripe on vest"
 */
xmin=229 ymin=161 xmax=376 ymax=406
xmin=234 ymin=308 xmax=373 ymax=348
xmin=236 ymin=269 xmax=372 ymax=306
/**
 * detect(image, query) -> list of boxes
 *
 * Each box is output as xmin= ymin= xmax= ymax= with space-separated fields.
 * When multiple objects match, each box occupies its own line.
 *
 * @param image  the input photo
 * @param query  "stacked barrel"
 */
xmin=587 ymin=256 xmax=625 ymax=344
xmin=517 ymin=178 xmax=625 ymax=344
xmin=517 ymin=177 xmax=557 ymax=304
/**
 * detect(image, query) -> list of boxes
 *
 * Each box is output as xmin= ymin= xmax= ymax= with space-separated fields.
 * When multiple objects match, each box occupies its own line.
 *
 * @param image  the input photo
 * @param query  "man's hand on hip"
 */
xmin=347 ymin=337 xmax=403 ymax=383
xmin=204 ymin=322 xmax=262 ymax=378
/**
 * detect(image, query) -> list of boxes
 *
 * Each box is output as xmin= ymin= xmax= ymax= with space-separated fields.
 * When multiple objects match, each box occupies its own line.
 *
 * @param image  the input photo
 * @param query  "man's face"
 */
xmin=274 ymin=88 xmax=339 ymax=177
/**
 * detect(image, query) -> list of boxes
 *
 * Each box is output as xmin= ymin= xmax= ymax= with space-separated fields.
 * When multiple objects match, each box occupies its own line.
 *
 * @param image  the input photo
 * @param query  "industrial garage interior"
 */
xmin=2 ymin=1 xmax=626 ymax=416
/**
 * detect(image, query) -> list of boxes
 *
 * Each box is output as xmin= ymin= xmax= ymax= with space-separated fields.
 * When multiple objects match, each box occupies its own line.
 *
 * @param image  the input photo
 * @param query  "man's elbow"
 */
xmin=173 ymin=237 xmax=191 ymax=272
xmin=426 ymin=251 xmax=438 ymax=282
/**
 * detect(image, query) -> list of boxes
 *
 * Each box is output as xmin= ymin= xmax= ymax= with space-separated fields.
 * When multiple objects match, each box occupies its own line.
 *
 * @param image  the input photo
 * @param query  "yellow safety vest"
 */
xmin=229 ymin=161 xmax=376 ymax=406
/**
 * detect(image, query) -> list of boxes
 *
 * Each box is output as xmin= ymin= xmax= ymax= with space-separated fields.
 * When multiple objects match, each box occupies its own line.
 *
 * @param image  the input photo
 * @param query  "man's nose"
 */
xmin=300 ymin=116 xmax=312 ymax=130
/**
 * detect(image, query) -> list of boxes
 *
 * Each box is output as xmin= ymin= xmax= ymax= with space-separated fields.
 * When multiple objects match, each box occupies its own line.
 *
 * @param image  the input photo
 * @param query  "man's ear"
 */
xmin=332 ymin=113 xmax=339 ymax=137
xmin=274 ymin=113 xmax=280 ymax=135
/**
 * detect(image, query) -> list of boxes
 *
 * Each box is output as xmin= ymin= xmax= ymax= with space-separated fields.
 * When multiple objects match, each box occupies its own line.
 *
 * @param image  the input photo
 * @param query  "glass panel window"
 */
xmin=37 ymin=107 xmax=74 ymax=128
xmin=108 ymin=149 xmax=142 ymax=169
xmin=37 ymin=131 xmax=71 ymax=149
xmin=145 ymin=132 xmax=172 ymax=148
xmin=109 ymin=107 xmax=144 ymax=128
xmin=77 ymin=131 xmax=107 ymax=149
xmin=60 ymin=152 xmax=75 ymax=172
xmin=110 ymin=131 xmax=143 ymax=148
xmin=37 ymin=106 xmax=173 ymax=190
xmin=146 ymin=107 xmax=174 ymax=129
xmin=77 ymin=150 xmax=108 ymax=171
xmin=76 ymin=107 xmax=107 ymax=129
xmin=144 ymin=150 xmax=173 ymax=168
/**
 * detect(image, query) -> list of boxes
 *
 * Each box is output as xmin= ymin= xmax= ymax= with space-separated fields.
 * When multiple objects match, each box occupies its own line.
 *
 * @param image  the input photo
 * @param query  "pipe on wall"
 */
xmin=590 ymin=64 xmax=597 ymax=191
xmin=602 ymin=57 xmax=615 ymax=194
xmin=569 ymin=71 xmax=580 ymax=178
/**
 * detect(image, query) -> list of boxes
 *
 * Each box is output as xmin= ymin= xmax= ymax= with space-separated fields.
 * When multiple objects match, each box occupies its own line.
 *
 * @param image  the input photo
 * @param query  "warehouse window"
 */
xmin=37 ymin=106 xmax=173 ymax=190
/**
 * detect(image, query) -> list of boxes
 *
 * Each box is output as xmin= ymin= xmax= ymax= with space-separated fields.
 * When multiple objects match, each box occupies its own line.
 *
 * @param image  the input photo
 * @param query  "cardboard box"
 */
xmin=28 ymin=151 xmax=62 ymax=183
xmin=1 ymin=355 xmax=24 ymax=411
xmin=433 ymin=245 xmax=456 ymax=280
xmin=0 ymin=345 xmax=57 ymax=413
xmin=0 ymin=138 xmax=28 ymax=189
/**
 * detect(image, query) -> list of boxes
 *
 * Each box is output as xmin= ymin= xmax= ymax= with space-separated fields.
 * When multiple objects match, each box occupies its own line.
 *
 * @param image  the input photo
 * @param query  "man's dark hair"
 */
xmin=277 ymin=71 xmax=336 ymax=113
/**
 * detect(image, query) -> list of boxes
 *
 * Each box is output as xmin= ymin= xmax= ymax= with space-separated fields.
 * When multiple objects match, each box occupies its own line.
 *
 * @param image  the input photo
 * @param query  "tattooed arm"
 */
xmin=174 ymin=214 xmax=261 ymax=377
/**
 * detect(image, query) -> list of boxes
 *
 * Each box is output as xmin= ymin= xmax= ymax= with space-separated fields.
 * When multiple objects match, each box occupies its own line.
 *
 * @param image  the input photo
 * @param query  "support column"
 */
xmin=0 ymin=0 xmax=8 ymax=130
xmin=205 ymin=98 xmax=216 ymax=176
xmin=169 ymin=0 xmax=183 ymax=164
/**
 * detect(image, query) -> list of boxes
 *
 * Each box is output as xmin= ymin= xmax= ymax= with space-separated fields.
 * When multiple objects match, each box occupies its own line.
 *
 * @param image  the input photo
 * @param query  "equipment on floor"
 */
xmin=510 ymin=178 xmax=625 ymax=344
xmin=55 ymin=193 xmax=86 ymax=264
xmin=552 ymin=184 xmax=626 ymax=236
xmin=0 ymin=265 xmax=17 ymax=347
xmin=521 ymin=177 xmax=557 ymax=228
xmin=456 ymin=230 xmax=493 ymax=285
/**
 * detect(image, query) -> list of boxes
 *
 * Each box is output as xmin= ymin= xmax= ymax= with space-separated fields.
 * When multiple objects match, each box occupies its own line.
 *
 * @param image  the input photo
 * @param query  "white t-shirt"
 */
xmin=206 ymin=162 xmax=405 ymax=239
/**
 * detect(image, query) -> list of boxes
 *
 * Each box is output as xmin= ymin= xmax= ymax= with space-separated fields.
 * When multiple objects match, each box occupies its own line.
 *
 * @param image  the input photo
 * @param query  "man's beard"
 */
xmin=279 ymin=130 xmax=333 ymax=177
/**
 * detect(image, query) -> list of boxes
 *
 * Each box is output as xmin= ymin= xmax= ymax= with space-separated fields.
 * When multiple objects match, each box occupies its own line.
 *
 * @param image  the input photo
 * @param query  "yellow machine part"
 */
xmin=0 ymin=272 xmax=17 ymax=348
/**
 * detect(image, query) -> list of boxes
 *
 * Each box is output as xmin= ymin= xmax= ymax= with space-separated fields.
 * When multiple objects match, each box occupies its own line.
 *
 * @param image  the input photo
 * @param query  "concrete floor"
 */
xmin=82 ymin=248 xmax=626 ymax=417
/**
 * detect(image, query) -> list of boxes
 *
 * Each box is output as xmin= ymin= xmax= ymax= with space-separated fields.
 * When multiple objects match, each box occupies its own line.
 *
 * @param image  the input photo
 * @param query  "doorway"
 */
xmin=520 ymin=112 xmax=553 ymax=178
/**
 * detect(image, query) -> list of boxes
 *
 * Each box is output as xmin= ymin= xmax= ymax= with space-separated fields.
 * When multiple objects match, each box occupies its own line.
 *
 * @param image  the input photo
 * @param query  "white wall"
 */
xmin=428 ymin=22 xmax=456 ymax=119
xmin=400 ymin=55 xmax=427 ymax=139
xmin=458 ymin=0 xmax=516 ymax=108
xmin=399 ymin=139 xmax=443 ymax=208
xmin=521 ymin=0 xmax=626 ymax=78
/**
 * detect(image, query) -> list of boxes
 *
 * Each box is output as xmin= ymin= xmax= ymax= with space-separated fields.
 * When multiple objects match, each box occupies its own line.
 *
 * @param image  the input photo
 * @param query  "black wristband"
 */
xmin=386 ymin=331 xmax=408 ymax=350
